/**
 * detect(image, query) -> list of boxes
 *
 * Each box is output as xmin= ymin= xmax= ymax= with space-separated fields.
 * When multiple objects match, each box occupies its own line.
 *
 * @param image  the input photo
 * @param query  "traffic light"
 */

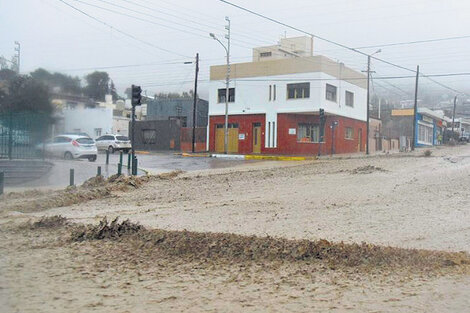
xmin=319 ymin=108 xmax=325 ymax=121
xmin=131 ymin=85 xmax=142 ymax=106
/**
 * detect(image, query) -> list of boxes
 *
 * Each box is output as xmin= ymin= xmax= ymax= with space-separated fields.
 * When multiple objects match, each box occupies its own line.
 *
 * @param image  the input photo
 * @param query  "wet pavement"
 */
xmin=6 ymin=152 xmax=256 ymax=191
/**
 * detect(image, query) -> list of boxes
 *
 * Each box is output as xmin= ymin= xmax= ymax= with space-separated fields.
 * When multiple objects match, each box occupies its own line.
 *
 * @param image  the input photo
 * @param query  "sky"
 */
xmin=1 ymin=0 xmax=470 ymax=100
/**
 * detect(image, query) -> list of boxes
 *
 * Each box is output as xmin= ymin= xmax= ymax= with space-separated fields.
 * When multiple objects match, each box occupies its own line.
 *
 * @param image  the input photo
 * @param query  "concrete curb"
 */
xmin=245 ymin=155 xmax=316 ymax=161
xmin=181 ymin=153 xmax=316 ymax=161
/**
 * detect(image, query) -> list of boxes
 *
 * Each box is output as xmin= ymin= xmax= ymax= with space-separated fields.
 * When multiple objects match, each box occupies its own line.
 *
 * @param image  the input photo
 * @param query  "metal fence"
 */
xmin=0 ymin=112 xmax=50 ymax=159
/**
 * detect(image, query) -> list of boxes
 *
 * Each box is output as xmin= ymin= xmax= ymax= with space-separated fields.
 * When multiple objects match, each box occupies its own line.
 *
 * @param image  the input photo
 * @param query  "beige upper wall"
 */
xmin=210 ymin=56 xmax=367 ymax=89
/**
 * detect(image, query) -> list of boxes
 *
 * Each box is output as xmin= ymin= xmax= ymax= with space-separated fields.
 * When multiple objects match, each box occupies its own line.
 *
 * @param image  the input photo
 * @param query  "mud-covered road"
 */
xmin=1 ymin=145 xmax=470 ymax=312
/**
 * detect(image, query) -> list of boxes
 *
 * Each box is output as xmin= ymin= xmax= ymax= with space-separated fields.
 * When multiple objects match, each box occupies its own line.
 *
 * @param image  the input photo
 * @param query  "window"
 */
xmin=76 ymin=137 xmax=94 ymax=144
xmin=260 ymin=51 xmax=272 ymax=57
xmin=169 ymin=116 xmax=187 ymax=127
xmin=273 ymin=85 xmax=276 ymax=101
xmin=345 ymin=91 xmax=354 ymax=107
xmin=142 ymin=129 xmax=157 ymax=144
xmin=116 ymin=136 xmax=129 ymax=141
xmin=297 ymin=124 xmax=320 ymax=142
xmin=345 ymin=127 xmax=354 ymax=140
xmin=94 ymin=128 xmax=102 ymax=137
xmin=269 ymin=85 xmax=272 ymax=101
xmin=418 ymin=122 xmax=433 ymax=145
xmin=218 ymin=88 xmax=235 ymax=103
xmin=268 ymin=122 xmax=271 ymax=145
xmin=326 ymin=84 xmax=337 ymax=102
xmin=53 ymin=136 xmax=71 ymax=143
xmin=287 ymin=83 xmax=310 ymax=99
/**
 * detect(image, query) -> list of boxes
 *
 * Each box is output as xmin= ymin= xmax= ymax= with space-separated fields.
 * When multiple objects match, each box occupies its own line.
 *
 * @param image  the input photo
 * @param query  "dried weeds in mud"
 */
xmin=350 ymin=165 xmax=387 ymax=174
xmin=29 ymin=215 xmax=68 ymax=229
xmin=39 ymin=217 xmax=470 ymax=273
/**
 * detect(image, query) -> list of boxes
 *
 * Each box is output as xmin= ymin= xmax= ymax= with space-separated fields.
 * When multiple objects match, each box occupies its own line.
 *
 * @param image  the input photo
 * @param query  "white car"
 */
xmin=95 ymin=134 xmax=131 ymax=153
xmin=44 ymin=135 xmax=98 ymax=162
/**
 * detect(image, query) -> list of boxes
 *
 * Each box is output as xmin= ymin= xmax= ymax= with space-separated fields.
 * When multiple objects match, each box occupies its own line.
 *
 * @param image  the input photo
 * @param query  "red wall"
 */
xmin=209 ymin=114 xmax=366 ymax=155
xmin=209 ymin=114 xmax=265 ymax=154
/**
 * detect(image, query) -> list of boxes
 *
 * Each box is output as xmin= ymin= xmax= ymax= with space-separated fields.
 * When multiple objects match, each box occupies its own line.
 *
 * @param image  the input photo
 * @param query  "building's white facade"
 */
xmin=63 ymin=107 xmax=113 ymax=139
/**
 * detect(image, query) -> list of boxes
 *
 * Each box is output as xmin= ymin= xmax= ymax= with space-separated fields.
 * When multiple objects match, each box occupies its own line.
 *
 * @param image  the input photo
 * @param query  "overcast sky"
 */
xmin=1 ymin=0 xmax=470 ymax=99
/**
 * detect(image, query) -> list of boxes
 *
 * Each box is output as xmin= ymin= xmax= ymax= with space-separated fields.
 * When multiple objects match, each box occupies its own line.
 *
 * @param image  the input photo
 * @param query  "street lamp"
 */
xmin=365 ymin=49 xmax=381 ymax=155
xmin=210 ymin=17 xmax=231 ymax=154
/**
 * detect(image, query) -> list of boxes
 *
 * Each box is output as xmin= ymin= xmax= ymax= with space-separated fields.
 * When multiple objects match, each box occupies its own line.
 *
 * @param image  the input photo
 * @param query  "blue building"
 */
xmin=146 ymin=97 xmax=208 ymax=128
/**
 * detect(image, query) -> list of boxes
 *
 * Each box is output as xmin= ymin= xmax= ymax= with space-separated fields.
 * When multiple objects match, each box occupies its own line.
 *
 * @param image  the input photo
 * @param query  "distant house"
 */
xmin=131 ymin=97 xmax=209 ymax=152
xmin=51 ymin=93 xmax=93 ymax=110
xmin=146 ymin=97 xmax=208 ymax=127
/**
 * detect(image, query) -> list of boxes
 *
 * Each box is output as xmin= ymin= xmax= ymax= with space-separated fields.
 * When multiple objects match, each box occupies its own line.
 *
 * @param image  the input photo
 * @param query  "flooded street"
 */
xmin=5 ymin=152 xmax=257 ymax=191
xmin=1 ymin=146 xmax=470 ymax=312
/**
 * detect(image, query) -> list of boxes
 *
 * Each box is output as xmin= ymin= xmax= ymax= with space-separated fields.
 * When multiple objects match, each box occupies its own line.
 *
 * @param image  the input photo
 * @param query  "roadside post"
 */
xmin=318 ymin=108 xmax=326 ymax=157
xmin=97 ymin=166 xmax=101 ymax=176
xmin=0 ymin=171 xmax=4 ymax=195
xmin=132 ymin=157 xmax=138 ymax=176
xmin=119 ymin=151 xmax=123 ymax=166
xmin=117 ymin=163 xmax=122 ymax=176
xmin=127 ymin=153 xmax=131 ymax=170
xmin=106 ymin=150 xmax=109 ymax=165
xmin=69 ymin=169 xmax=74 ymax=186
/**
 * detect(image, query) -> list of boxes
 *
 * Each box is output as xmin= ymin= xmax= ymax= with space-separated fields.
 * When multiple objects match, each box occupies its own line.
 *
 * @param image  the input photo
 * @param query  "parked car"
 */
xmin=43 ymin=135 xmax=97 ymax=161
xmin=95 ymin=134 xmax=131 ymax=153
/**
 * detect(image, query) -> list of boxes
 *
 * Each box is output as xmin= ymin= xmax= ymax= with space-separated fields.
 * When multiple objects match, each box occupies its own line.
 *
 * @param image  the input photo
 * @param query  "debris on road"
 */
xmin=350 ymin=165 xmax=387 ymax=174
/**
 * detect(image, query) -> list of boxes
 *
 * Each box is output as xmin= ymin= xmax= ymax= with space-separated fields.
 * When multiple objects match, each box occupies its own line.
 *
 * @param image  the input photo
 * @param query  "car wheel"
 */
xmin=88 ymin=155 xmax=97 ymax=162
xmin=108 ymin=146 xmax=115 ymax=154
xmin=64 ymin=151 xmax=73 ymax=160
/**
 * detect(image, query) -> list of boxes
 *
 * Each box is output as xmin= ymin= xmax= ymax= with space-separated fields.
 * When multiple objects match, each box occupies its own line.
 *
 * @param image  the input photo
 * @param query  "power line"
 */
xmin=57 ymin=0 xmax=190 ymax=58
xmin=218 ymin=0 xmax=416 ymax=73
xmin=225 ymin=72 xmax=470 ymax=82
xmin=354 ymin=34 xmax=470 ymax=49
xmin=218 ymin=0 xmax=468 ymax=95
xmin=71 ymin=0 xmax=255 ymax=49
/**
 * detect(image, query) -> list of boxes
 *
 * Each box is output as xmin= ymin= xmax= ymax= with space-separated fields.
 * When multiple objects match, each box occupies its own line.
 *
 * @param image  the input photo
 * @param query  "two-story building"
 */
xmin=207 ymin=37 xmax=367 ymax=155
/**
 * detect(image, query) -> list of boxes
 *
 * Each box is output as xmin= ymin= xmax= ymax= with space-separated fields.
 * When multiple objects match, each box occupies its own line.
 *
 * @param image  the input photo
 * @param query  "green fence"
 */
xmin=0 ymin=112 xmax=50 ymax=159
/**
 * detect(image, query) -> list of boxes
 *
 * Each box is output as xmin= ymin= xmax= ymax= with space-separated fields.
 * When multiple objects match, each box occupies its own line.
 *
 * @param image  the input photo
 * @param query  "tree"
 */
xmin=30 ymin=68 xmax=81 ymax=95
xmin=83 ymin=71 xmax=110 ymax=101
xmin=0 ymin=70 xmax=53 ymax=114
xmin=110 ymin=80 xmax=119 ymax=101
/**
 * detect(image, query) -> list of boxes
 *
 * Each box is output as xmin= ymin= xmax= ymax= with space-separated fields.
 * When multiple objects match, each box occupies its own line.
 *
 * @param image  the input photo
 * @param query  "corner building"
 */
xmin=208 ymin=37 xmax=367 ymax=155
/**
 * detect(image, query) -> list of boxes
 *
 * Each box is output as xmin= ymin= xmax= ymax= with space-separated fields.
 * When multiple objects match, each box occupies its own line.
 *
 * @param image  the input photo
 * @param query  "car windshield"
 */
xmin=116 ymin=136 xmax=129 ymax=141
xmin=76 ymin=137 xmax=94 ymax=144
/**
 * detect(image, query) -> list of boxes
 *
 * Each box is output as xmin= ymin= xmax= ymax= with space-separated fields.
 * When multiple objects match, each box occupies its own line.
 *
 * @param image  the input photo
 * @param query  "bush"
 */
xmin=424 ymin=150 xmax=432 ymax=157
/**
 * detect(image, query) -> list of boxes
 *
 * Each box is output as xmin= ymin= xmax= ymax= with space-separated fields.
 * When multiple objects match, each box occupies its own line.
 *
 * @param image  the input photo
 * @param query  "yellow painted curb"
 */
xmin=135 ymin=150 xmax=150 ymax=155
xmin=181 ymin=153 xmax=211 ymax=158
xmin=245 ymin=155 xmax=316 ymax=161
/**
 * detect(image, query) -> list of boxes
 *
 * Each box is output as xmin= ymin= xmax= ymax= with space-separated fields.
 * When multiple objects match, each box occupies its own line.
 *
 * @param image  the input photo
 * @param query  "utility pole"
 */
xmin=14 ymin=41 xmax=20 ymax=74
xmin=411 ymin=65 xmax=420 ymax=151
xmin=451 ymin=95 xmax=458 ymax=140
xmin=210 ymin=17 xmax=230 ymax=154
xmin=366 ymin=55 xmax=371 ymax=155
xmin=363 ymin=50 xmax=381 ymax=154
xmin=224 ymin=17 xmax=231 ymax=154
xmin=192 ymin=53 xmax=199 ymax=153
